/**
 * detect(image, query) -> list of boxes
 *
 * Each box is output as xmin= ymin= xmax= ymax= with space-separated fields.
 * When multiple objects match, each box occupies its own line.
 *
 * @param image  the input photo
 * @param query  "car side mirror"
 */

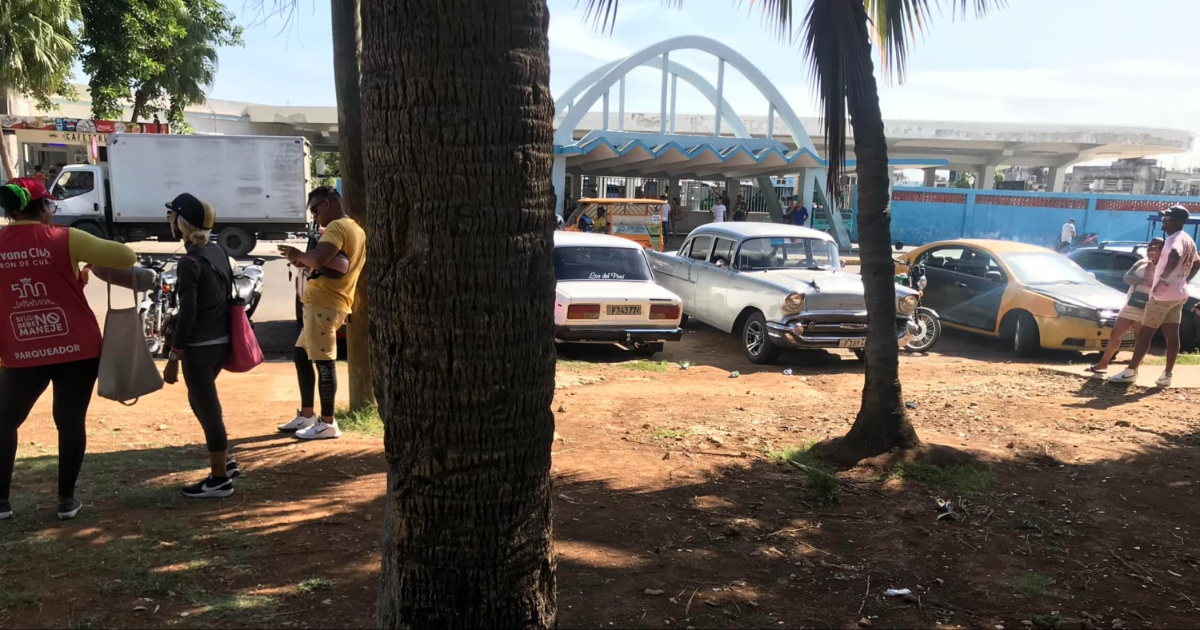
xmin=1087 ymin=272 xmax=1097 ymax=283
xmin=986 ymin=271 xmax=1004 ymax=283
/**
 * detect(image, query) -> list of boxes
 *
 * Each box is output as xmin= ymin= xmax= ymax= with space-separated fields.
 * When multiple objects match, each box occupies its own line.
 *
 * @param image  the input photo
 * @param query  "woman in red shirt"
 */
xmin=0 ymin=178 xmax=136 ymax=521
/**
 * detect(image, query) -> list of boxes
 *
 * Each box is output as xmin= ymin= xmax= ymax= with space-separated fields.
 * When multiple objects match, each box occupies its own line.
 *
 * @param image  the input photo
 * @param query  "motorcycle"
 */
xmin=138 ymin=255 xmax=180 ymax=357
xmin=234 ymin=257 xmax=266 ymax=320
xmin=893 ymin=251 xmax=941 ymax=353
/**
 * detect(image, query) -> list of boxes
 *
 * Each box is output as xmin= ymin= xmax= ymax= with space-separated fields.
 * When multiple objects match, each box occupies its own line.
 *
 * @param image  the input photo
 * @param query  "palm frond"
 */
xmin=581 ymin=0 xmax=621 ymax=33
xmin=798 ymin=0 xmax=872 ymax=195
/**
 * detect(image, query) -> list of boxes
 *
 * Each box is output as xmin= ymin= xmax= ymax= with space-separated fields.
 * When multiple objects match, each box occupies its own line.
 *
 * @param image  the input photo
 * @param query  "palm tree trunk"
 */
xmin=0 ymin=131 xmax=18 ymax=181
xmin=330 ymin=0 xmax=374 ymax=411
xmin=818 ymin=28 xmax=920 ymax=463
xmin=361 ymin=0 xmax=557 ymax=627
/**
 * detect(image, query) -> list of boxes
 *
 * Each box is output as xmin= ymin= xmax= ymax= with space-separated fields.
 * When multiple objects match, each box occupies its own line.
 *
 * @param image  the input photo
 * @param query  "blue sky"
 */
xmin=209 ymin=0 xmax=1200 ymax=163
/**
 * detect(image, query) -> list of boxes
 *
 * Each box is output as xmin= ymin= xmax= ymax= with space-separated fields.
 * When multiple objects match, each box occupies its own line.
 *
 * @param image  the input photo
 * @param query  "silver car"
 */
xmin=647 ymin=223 xmax=920 ymax=364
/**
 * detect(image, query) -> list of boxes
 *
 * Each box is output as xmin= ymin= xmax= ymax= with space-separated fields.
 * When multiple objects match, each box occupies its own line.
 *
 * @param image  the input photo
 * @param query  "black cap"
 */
xmin=1160 ymin=205 xmax=1190 ymax=223
xmin=165 ymin=193 xmax=215 ymax=230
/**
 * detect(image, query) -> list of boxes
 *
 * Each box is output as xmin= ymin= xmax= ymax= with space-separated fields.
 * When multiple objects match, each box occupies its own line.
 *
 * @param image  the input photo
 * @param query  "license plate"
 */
xmin=838 ymin=338 xmax=866 ymax=349
xmin=607 ymin=305 xmax=642 ymax=316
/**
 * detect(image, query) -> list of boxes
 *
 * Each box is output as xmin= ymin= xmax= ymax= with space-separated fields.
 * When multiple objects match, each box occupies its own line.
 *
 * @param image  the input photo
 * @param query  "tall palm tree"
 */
xmin=0 ymin=0 xmax=81 ymax=179
xmin=588 ymin=0 xmax=1000 ymax=463
xmin=362 ymin=0 xmax=557 ymax=627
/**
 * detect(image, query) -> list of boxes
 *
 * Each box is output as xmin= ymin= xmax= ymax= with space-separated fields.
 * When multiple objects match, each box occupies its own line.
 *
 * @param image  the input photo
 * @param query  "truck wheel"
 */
xmin=741 ymin=311 xmax=780 ymax=365
xmin=218 ymin=228 xmax=256 ymax=257
xmin=74 ymin=221 xmax=107 ymax=239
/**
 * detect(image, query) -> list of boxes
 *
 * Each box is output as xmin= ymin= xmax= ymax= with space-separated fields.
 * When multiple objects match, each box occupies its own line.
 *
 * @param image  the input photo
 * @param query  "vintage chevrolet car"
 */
xmin=553 ymin=231 xmax=684 ymax=355
xmin=647 ymin=223 xmax=919 ymax=364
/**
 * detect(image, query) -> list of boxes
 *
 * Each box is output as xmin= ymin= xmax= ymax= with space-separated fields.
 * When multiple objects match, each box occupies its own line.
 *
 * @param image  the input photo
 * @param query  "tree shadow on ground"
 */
xmin=550 ymin=424 xmax=1200 ymax=629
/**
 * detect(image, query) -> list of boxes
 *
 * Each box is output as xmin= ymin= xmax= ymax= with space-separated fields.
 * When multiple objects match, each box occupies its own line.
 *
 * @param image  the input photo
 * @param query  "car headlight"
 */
xmin=917 ymin=276 xmax=928 ymax=291
xmin=1054 ymin=302 xmax=1098 ymax=320
xmin=898 ymin=294 xmax=919 ymax=315
xmin=783 ymin=292 xmax=805 ymax=314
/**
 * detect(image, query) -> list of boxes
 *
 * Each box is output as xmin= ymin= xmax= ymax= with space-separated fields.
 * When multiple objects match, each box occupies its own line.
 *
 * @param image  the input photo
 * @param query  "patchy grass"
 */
xmin=1014 ymin=572 xmax=1055 ymax=597
xmin=195 ymin=593 xmax=279 ymax=623
xmin=297 ymin=577 xmax=337 ymax=594
xmin=0 ymin=589 xmax=39 ymax=611
xmin=650 ymin=427 xmax=690 ymax=441
xmin=68 ymin=616 xmax=102 ymax=630
xmin=767 ymin=442 xmax=839 ymax=504
xmin=1008 ymin=510 xmax=1055 ymax=535
xmin=1146 ymin=352 xmax=1200 ymax=366
xmin=1030 ymin=613 xmax=1066 ymax=630
xmin=335 ymin=405 xmax=383 ymax=437
xmin=894 ymin=464 xmax=995 ymax=494
xmin=623 ymin=359 xmax=669 ymax=373
xmin=766 ymin=441 xmax=821 ymax=465
xmin=556 ymin=359 xmax=592 ymax=370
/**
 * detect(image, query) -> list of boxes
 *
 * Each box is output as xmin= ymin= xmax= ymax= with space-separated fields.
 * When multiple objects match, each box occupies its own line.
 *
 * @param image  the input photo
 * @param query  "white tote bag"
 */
xmin=97 ymin=284 xmax=163 ymax=405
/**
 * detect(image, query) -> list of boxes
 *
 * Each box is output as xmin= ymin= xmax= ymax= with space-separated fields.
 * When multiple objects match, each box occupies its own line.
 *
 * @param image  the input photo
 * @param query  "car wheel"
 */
xmin=74 ymin=221 xmax=107 ymax=239
xmin=1182 ymin=312 xmax=1199 ymax=352
xmin=680 ymin=313 xmax=690 ymax=328
xmin=741 ymin=312 xmax=779 ymax=365
xmin=1012 ymin=311 xmax=1041 ymax=358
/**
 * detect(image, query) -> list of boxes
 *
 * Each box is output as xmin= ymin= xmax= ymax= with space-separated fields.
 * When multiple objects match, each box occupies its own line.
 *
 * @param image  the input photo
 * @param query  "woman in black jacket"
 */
xmin=163 ymin=193 xmax=240 ymax=498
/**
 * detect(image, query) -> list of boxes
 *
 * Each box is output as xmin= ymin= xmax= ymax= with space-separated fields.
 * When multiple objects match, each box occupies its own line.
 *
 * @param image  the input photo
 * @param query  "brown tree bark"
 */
xmin=814 ymin=11 xmax=920 ymax=464
xmin=361 ymin=0 xmax=557 ymax=627
xmin=330 ymin=0 xmax=374 ymax=411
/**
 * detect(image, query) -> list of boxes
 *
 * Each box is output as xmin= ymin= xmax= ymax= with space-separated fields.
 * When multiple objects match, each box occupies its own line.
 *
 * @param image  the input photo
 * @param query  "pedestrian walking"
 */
xmin=162 ymin=193 xmax=241 ymax=498
xmin=277 ymin=187 xmax=367 ymax=440
xmin=0 ymin=178 xmax=136 ymax=520
xmin=1110 ymin=206 xmax=1200 ymax=386
xmin=1059 ymin=219 xmax=1076 ymax=253
xmin=1087 ymin=238 xmax=1163 ymax=373
xmin=711 ymin=195 xmax=727 ymax=223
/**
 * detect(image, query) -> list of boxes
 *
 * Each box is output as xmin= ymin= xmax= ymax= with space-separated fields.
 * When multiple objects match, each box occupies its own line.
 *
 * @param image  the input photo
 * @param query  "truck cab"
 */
xmin=49 ymin=165 xmax=116 ymax=238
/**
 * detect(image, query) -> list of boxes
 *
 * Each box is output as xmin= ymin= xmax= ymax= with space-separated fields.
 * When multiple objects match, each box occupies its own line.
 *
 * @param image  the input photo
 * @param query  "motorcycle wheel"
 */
xmin=144 ymin=307 xmax=162 ymax=355
xmin=905 ymin=308 xmax=941 ymax=353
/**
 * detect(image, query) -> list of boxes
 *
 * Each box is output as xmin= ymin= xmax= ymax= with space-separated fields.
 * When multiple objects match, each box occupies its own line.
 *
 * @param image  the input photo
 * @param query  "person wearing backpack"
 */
xmin=162 ymin=193 xmax=240 ymax=498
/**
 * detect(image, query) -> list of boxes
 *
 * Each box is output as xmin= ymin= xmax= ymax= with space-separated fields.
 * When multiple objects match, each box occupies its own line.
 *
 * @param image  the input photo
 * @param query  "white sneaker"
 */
xmin=278 ymin=411 xmax=317 ymax=433
xmin=295 ymin=420 xmax=341 ymax=440
xmin=1156 ymin=372 xmax=1173 ymax=388
xmin=1108 ymin=368 xmax=1138 ymax=384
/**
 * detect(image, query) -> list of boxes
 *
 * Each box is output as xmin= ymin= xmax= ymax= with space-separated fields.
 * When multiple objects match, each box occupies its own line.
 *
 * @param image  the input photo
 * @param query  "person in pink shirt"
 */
xmin=1110 ymin=205 xmax=1200 ymax=387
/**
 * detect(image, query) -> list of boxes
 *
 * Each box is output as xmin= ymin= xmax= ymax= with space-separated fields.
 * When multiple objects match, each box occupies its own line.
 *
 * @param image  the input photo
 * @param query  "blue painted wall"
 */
xmin=888 ymin=187 xmax=1200 ymax=248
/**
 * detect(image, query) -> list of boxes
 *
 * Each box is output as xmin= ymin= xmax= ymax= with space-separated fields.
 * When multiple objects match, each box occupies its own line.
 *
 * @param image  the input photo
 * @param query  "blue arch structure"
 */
xmin=552 ymin=35 xmax=851 ymax=245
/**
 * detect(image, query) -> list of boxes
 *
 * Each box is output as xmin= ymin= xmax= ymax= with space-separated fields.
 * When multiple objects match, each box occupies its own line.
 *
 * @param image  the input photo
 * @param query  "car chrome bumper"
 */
xmin=767 ymin=319 xmax=919 ymax=350
xmin=554 ymin=326 xmax=683 ymax=345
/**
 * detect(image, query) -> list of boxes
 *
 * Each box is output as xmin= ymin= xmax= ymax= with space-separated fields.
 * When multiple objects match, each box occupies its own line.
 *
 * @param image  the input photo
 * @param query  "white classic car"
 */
xmin=646 ymin=223 xmax=919 ymax=364
xmin=554 ymin=231 xmax=684 ymax=355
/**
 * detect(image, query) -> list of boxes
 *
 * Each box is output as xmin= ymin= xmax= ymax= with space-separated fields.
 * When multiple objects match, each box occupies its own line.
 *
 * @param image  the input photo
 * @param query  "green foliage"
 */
xmin=894 ymin=464 xmax=995 ymax=494
xmin=995 ymin=171 xmax=1006 ymax=186
xmin=1030 ymin=613 xmax=1066 ymax=629
xmin=1014 ymin=572 xmax=1055 ymax=597
xmin=335 ymin=405 xmax=383 ymax=437
xmin=949 ymin=172 xmax=976 ymax=189
xmin=81 ymin=0 xmax=242 ymax=123
xmin=624 ymin=359 xmax=668 ymax=372
xmin=297 ymin=577 xmax=337 ymax=594
xmin=0 ymin=0 xmax=82 ymax=108
xmin=312 ymin=151 xmax=341 ymax=188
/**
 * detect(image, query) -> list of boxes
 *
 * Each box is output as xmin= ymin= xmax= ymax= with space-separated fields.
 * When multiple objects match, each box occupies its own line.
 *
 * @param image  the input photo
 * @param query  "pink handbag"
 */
xmin=193 ymin=253 xmax=263 ymax=373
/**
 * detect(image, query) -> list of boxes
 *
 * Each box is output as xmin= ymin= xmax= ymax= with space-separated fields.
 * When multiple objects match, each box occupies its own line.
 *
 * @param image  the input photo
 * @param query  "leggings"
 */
xmin=0 ymin=357 xmax=100 ymax=502
xmin=182 ymin=344 xmax=229 ymax=453
xmin=294 ymin=347 xmax=336 ymax=418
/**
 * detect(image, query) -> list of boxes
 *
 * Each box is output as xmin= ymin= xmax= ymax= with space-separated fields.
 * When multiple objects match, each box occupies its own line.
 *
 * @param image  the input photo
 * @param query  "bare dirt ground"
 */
xmin=2 ymin=324 xmax=1198 ymax=629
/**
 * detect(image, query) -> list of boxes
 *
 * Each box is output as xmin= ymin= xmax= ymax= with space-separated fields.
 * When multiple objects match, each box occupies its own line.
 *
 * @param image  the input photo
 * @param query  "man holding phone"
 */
xmin=276 ymin=186 xmax=366 ymax=439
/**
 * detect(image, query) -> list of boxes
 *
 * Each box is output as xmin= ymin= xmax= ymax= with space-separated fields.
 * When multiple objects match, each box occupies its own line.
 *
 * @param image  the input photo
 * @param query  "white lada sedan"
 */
xmin=554 ymin=231 xmax=684 ymax=356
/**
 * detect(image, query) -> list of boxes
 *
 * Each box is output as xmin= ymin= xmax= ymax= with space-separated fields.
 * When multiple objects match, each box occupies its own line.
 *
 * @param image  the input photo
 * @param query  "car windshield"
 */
xmin=1002 ymin=252 xmax=1095 ymax=285
xmin=554 ymin=246 xmax=652 ymax=281
xmin=736 ymin=237 xmax=839 ymax=270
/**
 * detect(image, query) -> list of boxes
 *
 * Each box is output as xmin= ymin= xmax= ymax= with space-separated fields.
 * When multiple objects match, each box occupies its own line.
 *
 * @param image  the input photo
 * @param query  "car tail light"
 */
xmin=567 ymin=304 xmax=600 ymax=320
xmin=649 ymin=304 xmax=681 ymax=320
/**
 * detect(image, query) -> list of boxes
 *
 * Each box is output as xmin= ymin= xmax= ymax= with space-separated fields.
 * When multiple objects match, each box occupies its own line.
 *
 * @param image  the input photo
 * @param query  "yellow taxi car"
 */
xmin=895 ymin=239 xmax=1133 ymax=357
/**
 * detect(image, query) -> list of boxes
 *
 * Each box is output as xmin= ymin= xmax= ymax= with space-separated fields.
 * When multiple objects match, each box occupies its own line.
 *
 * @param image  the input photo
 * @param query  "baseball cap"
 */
xmin=165 ymin=193 xmax=215 ymax=230
xmin=8 ymin=177 xmax=56 ymax=202
xmin=1160 ymin=204 xmax=1190 ymax=222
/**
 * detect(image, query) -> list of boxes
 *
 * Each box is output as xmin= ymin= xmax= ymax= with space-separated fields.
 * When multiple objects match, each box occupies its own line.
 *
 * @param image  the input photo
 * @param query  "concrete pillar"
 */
xmin=978 ymin=164 xmax=998 ymax=190
xmin=1046 ymin=166 xmax=1067 ymax=192
xmin=552 ymin=155 xmax=567 ymax=216
xmin=922 ymin=168 xmax=937 ymax=187
xmin=568 ymin=172 xmax=583 ymax=201
xmin=723 ymin=178 xmax=739 ymax=204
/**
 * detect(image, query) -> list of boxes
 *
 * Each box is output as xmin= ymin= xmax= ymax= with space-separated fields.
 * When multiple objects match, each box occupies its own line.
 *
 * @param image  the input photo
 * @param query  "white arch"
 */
xmin=554 ymin=57 xmax=751 ymax=139
xmin=553 ymin=35 xmax=817 ymax=154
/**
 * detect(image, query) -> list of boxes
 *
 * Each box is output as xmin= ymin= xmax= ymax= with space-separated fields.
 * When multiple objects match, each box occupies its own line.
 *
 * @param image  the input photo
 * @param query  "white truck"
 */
xmin=49 ymin=133 xmax=312 ymax=256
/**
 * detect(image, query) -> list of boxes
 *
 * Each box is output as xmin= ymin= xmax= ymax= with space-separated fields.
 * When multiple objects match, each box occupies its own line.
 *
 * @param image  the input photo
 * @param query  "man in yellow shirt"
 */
xmin=276 ymin=186 xmax=366 ymax=440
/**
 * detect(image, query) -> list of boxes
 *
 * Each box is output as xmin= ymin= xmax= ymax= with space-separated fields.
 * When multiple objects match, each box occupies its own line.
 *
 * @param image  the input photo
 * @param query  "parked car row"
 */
xmin=553 ymin=223 xmax=921 ymax=364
